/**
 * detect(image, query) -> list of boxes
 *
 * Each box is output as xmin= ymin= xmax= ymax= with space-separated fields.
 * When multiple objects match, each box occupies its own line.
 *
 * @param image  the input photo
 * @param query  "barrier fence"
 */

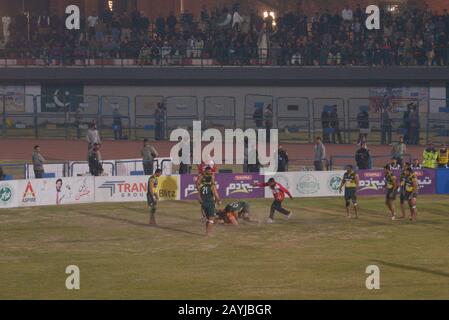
xmin=1 ymin=94 xmax=448 ymax=145
xmin=1 ymin=169 xmax=446 ymax=209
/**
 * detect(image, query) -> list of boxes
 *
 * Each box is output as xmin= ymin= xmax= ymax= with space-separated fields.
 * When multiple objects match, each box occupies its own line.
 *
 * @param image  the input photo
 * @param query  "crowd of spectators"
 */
xmin=1 ymin=3 xmax=449 ymax=66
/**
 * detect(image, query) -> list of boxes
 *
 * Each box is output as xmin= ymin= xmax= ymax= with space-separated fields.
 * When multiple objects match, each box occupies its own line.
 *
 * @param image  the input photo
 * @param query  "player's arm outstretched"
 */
xmin=278 ymin=183 xmax=293 ymax=199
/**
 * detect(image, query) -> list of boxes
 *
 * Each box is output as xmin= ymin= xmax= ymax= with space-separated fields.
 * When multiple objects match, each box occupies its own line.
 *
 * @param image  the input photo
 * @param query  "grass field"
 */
xmin=1 ymin=195 xmax=449 ymax=299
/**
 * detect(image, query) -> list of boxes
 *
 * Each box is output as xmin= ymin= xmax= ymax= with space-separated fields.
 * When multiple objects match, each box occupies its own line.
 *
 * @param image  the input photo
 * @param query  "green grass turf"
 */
xmin=1 ymin=195 xmax=448 ymax=299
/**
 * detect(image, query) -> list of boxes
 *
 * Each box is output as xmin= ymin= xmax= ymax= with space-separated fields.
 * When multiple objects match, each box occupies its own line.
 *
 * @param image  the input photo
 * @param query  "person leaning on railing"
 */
xmin=141 ymin=139 xmax=159 ymax=175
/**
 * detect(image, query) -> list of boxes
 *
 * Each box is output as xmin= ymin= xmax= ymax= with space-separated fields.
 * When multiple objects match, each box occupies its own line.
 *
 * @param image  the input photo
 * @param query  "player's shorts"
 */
xmin=147 ymin=193 xmax=156 ymax=206
xmin=385 ymin=188 xmax=397 ymax=201
xmin=404 ymin=191 xmax=418 ymax=201
xmin=202 ymin=202 xmax=216 ymax=219
xmin=344 ymin=188 xmax=357 ymax=206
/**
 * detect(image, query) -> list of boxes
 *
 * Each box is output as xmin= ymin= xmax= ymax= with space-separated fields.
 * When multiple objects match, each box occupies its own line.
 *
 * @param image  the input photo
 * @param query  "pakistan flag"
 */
xmin=41 ymin=84 xmax=84 ymax=112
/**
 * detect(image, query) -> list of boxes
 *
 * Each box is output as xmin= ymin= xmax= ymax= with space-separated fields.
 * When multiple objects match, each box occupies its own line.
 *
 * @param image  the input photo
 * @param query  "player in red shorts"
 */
xmin=253 ymin=178 xmax=293 ymax=223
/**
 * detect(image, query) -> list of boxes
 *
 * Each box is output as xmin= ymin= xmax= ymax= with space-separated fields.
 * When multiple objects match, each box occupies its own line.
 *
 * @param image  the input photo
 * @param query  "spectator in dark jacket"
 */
xmin=88 ymin=143 xmax=103 ymax=176
xmin=277 ymin=146 xmax=289 ymax=172
xmin=330 ymin=105 xmax=343 ymax=144
xmin=0 ymin=167 xmax=6 ymax=180
xmin=355 ymin=142 xmax=371 ymax=169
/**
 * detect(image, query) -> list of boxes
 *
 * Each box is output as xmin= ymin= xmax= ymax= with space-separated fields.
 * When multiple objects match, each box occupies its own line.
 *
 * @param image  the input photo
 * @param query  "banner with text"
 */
xmin=95 ymin=175 xmax=180 ymax=203
xmin=263 ymin=171 xmax=345 ymax=198
xmin=357 ymin=169 xmax=436 ymax=196
xmin=180 ymin=173 xmax=264 ymax=200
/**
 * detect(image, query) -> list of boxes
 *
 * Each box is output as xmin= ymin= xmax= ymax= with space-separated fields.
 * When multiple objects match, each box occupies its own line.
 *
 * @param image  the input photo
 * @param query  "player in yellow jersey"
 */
xmin=147 ymin=169 xmax=162 ymax=225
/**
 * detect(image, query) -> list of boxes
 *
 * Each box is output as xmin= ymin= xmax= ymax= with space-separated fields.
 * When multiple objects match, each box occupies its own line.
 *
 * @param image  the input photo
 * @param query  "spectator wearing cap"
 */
xmin=32 ymin=145 xmax=45 ymax=179
xmin=141 ymin=139 xmax=159 ymax=175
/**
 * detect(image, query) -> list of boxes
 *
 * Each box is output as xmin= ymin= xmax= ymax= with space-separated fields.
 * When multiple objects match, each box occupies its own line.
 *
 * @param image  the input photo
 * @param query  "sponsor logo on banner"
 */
xmin=22 ymin=182 xmax=37 ymax=203
xmin=327 ymin=174 xmax=342 ymax=193
xmin=157 ymin=176 xmax=179 ymax=200
xmin=358 ymin=170 xmax=385 ymax=192
xmin=271 ymin=174 xmax=290 ymax=189
xmin=225 ymin=175 xmax=257 ymax=197
xmin=296 ymin=174 xmax=319 ymax=194
xmin=99 ymin=180 xmax=147 ymax=199
xmin=74 ymin=178 xmax=92 ymax=201
xmin=0 ymin=183 xmax=14 ymax=206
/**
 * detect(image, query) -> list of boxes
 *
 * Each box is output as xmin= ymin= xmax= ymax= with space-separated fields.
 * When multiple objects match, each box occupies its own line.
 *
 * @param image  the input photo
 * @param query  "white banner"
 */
xmin=26 ymin=163 xmax=66 ymax=179
xmin=95 ymin=175 xmax=180 ymax=203
xmin=70 ymin=161 xmax=115 ymax=177
xmin=115 ymin=158 xmax=173 ymax=176
xmin=17 ymin=177 xmax=95 ymax=207
xmin=264 ymin=171 xmax=345 ymax=198
xmin=0 ymin=180 xmax=20 ymax=208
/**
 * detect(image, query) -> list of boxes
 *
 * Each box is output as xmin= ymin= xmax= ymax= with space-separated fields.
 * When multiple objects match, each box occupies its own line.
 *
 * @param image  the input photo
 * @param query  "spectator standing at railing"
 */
xmin=422 ymin=142 xmax=438 ymax=169
xmin=380 ymin=107 xmax=392 ymax=145
xmin=391 ymin=136 xmax=406 ymax=167
xmin=87 ymin=12 xmax=99 ymax=40
xmin=154 ymin=102 xmax=166 ymax=140
xmin=88 ymin=143 xmax=103 ymax=176
xmin=314 ymin=137 xmax=326 ymax=171
xmin=32 ymin=145 xmax=45 ymax=179
xmin=86 ymin=121 xmax=101 ymax=153
xmin=264 ymin=104 xmax=273 ymax=143
xmin=321 ymin=107 xmax=331 ymax=143
xmin=112 ymin=107 xmax=123 ymax=140
xmin=277 ymin=146 xmax=289 ymax=172
xmin=355 ymin=142 xmax=371 ymax=170
xmin=141 ymin=139 xmax=159 ymax=175
xmin=330 ymin=105 xmax=343 ymax=144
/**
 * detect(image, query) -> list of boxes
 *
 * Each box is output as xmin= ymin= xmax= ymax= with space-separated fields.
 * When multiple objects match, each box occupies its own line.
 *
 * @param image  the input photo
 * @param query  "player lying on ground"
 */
xmin=403 ymin=166 xmax=419 ymax=221
xmin=384 ymin=165 xmax=398 ymax=220
xmin=253 ymin=178 xmax=293 ymax=223
xmin=216 ymin=201 xmax=259 ymax=225
xmin=147 ymin=169 xmax=162 ymax=225
xmin=196 ymin=166 xmax=221 ymax=236
xmin=339 ymin=165 xmax=359 ymax=219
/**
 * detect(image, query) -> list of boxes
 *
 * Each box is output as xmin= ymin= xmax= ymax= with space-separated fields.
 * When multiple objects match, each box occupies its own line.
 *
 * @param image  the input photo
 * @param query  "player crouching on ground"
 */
xmin=216 ymin=201 xmax=259 ymax=225
xmin=196 ymin=166 xmax=221 ymax=236
xmin=253 ymin=178 xmax=293 ymax=224
xmin=384 ymin=165 xmax=398 ymax=220
xmin=339 ymin=165 xmax=360 ymax=219
xmin=147 ymin=169 xmax=162 ymax=225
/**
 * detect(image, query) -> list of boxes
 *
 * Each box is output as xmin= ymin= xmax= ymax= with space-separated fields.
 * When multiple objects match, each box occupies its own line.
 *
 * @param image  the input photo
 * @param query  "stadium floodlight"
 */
xmin=263 ymin=11 xmax=268 ymax=18
xmin=108 ymin=1 xmax=114 ymax=11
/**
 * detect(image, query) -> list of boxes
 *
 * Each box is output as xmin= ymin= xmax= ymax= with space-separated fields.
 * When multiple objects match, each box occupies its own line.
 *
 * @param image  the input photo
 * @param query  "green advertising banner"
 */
xmin=41 ymin=84 xmax=84 ymax=112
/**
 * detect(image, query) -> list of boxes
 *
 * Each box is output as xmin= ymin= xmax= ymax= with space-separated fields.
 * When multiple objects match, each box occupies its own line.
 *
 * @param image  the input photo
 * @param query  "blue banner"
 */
xmin=436 ymin=169 xmax=449 ymax=194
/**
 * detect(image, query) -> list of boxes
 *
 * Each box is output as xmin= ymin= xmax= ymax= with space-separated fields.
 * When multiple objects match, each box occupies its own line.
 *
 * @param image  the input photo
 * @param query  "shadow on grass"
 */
xmin=373 ymin=260 xmax=449 ymax=278
xmin=77 ymin=211 xmax=204 ymax=237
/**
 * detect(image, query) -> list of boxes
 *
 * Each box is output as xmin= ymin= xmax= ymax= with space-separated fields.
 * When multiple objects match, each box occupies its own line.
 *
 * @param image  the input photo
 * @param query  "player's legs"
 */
xmin=408 ymin=196 xmax=417 ymax=221
xmin=272 ymin=200 xmax=290 ymax=216
xmin=203 ymin=202 xmax=216 ymax=236
xmin=399 ymin=191 xmax=406 ymax=218
xmin=147 ymin=193 xmax=157 ymax=225
xmin=385 ymin=192 xmax=396 ymax=219
xmin=352 ymin=196 xmax=359 ymax=219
